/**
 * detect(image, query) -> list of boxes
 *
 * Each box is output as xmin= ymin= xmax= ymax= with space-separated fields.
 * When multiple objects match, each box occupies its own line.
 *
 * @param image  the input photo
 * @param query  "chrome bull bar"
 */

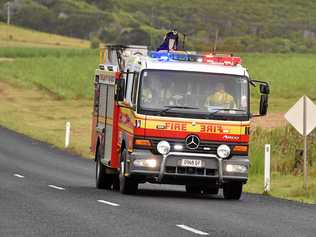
xmin=158 ymin=152 xmax=222 ymax=183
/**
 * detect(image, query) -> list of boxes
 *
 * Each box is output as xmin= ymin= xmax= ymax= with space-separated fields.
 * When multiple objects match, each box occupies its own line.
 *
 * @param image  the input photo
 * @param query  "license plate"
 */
xmin=180 ymin=159 xmax=203 ymax=168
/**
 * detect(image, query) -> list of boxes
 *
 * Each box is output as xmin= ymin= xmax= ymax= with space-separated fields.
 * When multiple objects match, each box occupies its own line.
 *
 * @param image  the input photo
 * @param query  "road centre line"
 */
xmin=13 ymin=173 xmax=25 ymax=178
xmin=48 ymin=185 xmax=65 ymax=190
xmin=97 ymin=200 xmax=120 ymax=207
xmin=176 ymin=224 xmax=209 ymax=236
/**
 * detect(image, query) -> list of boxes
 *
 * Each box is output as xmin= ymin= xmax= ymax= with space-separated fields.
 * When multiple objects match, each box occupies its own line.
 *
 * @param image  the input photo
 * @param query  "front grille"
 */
xmin=151 ymin=139 xmax=221 ymax=154
xmin=165 ymin=166 xmax=217 ymax=176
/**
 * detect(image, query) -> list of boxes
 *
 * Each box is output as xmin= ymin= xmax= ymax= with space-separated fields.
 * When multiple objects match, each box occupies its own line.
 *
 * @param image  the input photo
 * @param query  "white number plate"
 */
xmin=180 ymin=159 xmax=203 ymax=168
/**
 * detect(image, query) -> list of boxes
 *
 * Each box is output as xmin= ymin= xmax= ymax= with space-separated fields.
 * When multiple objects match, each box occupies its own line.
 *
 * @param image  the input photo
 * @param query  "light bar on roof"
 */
xmin=203 ymin=54 xmax=241 ymax=65
xmin=149 ymin=51 xmax=198 ymax=62
xmin=149 ymin=51 xmax=242 ymax=65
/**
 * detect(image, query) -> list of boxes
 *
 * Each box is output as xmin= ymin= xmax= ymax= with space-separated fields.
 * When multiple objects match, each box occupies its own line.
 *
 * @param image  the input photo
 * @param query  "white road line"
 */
xmin=176 ymin=224 xmax=209 ymax=236
xmin=13 ymin=173 xmax=24 ymax=178
xmin=48 ymin=185 xmax=65 ymax=191
xmin=97 ymin=200 xmax=120 ymax=207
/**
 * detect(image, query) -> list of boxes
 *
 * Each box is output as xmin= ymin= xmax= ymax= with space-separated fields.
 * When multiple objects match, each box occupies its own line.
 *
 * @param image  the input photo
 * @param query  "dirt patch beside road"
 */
xmin=251 ymin=112 xmax=287 ymax=129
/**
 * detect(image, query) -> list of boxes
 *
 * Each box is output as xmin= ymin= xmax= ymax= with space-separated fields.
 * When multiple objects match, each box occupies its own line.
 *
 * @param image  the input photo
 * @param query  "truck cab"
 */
xmin=91 ymin=45 xmax=269 ymax=200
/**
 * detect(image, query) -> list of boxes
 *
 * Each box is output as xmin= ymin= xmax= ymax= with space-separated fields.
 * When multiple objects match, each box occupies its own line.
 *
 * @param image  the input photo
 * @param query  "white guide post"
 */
xmin=264 ymin=144 xmax=271 ymax=193
xmin=65 ymin=121 xmax=71 ymax=148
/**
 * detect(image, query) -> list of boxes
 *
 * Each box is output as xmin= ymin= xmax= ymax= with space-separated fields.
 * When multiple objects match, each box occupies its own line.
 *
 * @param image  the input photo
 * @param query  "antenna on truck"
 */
xmin=212 ymin=29 xmax=219 ymax=54
xmin=182 ymin=33 xmax=186 ymax=51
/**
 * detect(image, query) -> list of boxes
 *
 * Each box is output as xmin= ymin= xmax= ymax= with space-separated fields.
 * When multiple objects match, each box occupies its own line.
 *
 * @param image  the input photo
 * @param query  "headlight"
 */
xmin=133 ymin=159 xmax=157 ymax=168
xmin=217 ymin=144 xmax=231 ymax=158
xmin=157 ymin=141 xmax=170 ymax=155
xmin=226 ymin=164 xmax=247 ymax=173
xmin=174 ymin=144 xmax=183 ymax=151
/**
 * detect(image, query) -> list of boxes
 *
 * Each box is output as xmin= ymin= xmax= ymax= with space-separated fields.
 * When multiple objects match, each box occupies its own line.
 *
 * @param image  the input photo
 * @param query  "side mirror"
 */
xmin=259 ymin=94 xmax=268 ymax=116
xmin=116 ymin=78 xmax=125 ymax=102
xmin=260 ymin=84 xmax=270 ymax=94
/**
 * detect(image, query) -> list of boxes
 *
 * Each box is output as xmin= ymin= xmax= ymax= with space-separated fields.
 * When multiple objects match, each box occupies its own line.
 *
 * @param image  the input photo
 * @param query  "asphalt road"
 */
xmin=0 ymin=126 xmax=315 ymax=237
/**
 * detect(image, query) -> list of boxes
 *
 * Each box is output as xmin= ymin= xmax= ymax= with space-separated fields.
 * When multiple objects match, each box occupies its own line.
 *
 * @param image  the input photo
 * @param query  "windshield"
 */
xmin=138 ymin=70 xmax=249 ymax=119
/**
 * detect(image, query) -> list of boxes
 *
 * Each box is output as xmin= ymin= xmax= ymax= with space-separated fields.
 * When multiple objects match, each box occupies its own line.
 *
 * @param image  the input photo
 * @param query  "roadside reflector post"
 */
xmin=65 ymin=121 xmax=71 ymax=148
xmin=264 ymin=144 xmax=271 ymax=193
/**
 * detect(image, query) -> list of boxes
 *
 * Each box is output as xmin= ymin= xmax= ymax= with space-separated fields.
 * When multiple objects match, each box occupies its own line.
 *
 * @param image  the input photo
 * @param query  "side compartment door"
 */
xmin=97 ymin=71 xmax=116 ymax=163
xmin=90 ymin=78 xmax=100 ymax=153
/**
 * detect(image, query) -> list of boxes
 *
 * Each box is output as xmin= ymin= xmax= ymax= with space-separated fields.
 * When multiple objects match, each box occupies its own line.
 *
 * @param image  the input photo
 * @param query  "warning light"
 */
xmin=149 ymin=51 xmax=242 ymax=66
xmin=203 ymin=54 xmax=241 ymax=66
xmin=149 ymin=51 xmax=198 ymax=62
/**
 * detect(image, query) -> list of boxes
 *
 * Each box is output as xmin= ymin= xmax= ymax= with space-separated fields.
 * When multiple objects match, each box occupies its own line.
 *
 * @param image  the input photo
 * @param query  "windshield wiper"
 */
xmin=206 ymin=108 xmax=246 ymax=118
xmin=158 ymin=106 xmax=200 ymax=116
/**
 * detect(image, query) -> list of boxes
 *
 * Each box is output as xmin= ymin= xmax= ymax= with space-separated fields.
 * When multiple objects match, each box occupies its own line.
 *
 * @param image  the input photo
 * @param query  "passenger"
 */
xmin=205 ymin=82 xmax=235 ymax=109
xmin=164 ymin=82 xmax=185 ymax=106
xmin=157 ymin=29 xmax=179 ymax=51
xmin=141 ymin=79 xmax=153 ymax=105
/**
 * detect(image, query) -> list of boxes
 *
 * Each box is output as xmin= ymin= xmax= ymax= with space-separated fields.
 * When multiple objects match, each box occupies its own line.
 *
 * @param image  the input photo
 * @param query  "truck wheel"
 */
xmin=112 ymin=175 xmax=120 ymax=191
xmin=223 ymin=182 xmax=243 ymax=200
xmin=185 ymin=184 xmax=202 ymax=194
xmin=119 ymin=149 xmax=138 ymax=194
xmin=96 ymin=147 xmax=113 ymax=190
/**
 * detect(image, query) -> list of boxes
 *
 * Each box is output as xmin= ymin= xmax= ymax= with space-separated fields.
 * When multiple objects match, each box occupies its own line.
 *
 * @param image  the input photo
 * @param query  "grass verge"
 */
xmin=0 ymin=81 xmax=93 ymax=158
xmin=0 ymin=48 xmax=98 ymax=99
xmin=245 ymin=173 xmax=316 ymax=204
xmin=243 ymin=53 xmax=316 ymax=112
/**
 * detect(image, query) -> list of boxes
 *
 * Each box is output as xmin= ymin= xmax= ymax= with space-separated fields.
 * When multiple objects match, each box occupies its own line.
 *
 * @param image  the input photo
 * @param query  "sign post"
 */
xmin=303 ymin=96 xmax=307 ymax=187
xmin=285 ymin=96 xmax=316 ymax=188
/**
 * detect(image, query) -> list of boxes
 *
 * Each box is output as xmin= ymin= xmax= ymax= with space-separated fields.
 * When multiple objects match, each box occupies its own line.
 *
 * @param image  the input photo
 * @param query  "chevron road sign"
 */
xmin=285 ymin=96 xmax=316 ymax=188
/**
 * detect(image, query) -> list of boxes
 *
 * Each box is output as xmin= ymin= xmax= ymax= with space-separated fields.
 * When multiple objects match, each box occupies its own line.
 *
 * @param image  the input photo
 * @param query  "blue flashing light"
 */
xmin=149 ymin=51 xmax=198 ymax=62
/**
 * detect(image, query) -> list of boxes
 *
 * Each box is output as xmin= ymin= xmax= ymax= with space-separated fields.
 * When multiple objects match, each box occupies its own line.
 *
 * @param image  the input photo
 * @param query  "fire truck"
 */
xmin=90 ymin=45 xmax=269 ymax=200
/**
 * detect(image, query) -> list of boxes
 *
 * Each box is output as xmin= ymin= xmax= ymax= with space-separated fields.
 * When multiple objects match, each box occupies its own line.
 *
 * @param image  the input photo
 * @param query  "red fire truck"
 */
xmin=90 ymin=45 xmax=269 ymax=199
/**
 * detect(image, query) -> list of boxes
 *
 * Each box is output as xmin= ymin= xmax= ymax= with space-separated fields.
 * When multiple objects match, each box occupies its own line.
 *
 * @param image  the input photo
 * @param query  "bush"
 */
xmin=90 ymin=37 xmax=100 ymax=49
xmin=249 ymin=126 xmax=316 ymax=176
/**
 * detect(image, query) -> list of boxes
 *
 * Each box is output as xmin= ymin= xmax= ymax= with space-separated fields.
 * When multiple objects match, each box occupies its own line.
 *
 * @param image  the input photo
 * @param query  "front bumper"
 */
xmin=127 ymin=149 xmax=249 ymax=185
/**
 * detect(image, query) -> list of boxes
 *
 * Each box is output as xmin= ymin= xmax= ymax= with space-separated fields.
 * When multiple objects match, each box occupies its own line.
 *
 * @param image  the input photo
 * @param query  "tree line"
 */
xmin=1 ymin=0 xmax=316 ymax=52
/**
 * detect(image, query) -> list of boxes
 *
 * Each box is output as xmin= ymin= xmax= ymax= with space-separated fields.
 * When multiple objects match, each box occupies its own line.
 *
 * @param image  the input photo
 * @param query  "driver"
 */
xmin=205 ymin=82 xmax=235 ymax=108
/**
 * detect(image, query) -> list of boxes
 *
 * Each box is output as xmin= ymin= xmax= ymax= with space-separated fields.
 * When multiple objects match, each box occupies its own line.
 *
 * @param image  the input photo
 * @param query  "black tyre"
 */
xmin=112 ymin=174 xmax=120 ymax=191
xmin=223 ymin=182 xmax=243 ymax=200
xmin=119 ymin=149 xmax=138 ymax=194
xmin=185 ymin=184 xmax=202 ymax=194
xmin=96 ymin=146 xmax=113 ymax=190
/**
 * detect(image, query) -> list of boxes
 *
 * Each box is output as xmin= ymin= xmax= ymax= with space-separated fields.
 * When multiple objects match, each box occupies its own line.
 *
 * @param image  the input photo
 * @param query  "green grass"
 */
xmin=0 ymin=47 xmax=97 ymax=58
xmin=249 ymin=126 xmax=316 ymax=176
xmin=0 ymin=49 xmax=98 ymax=99
xmin=242 ymin=53 xmax=316 ymax=112
xmin=246 ymin=126 xmax=316 ymax=203
xmin=245 ymin=173 xmax=316 ymax=204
